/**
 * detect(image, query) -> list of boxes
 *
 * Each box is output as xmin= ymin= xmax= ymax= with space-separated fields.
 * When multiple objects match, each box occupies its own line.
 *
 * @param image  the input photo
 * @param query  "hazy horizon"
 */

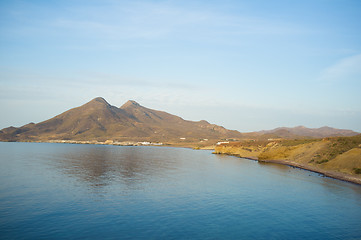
xmin=1 ymin=0 xmax=361 ymax=132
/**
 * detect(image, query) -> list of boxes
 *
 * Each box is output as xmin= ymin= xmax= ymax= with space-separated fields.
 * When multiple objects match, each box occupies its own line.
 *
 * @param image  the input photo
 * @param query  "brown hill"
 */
xmin=256 ymin=126 xmax=359 ymax=138
xmin=0 ymin=97 xmax=243 ymax=143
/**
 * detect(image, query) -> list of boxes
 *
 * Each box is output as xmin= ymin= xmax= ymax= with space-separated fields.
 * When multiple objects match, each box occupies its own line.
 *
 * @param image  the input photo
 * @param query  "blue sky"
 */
xmin=1 ymin=0 xmax=361 ymax=132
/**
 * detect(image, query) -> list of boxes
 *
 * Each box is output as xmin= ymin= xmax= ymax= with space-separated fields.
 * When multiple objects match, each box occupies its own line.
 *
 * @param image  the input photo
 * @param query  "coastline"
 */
xmin=2 ymin=140 xmax=360 ymax=185
xmin=0 ymin=139 xmax=214 ymax=150
xmin=214 ymin=152 xmax=361 ymax=185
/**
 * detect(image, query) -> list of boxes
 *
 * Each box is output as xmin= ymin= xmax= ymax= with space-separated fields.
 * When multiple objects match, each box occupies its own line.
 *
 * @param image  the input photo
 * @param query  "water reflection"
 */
xmin=49 ymin=145 xmax=181 ymax=188
xmin=1 ymin=142 xmax=361 ymax=240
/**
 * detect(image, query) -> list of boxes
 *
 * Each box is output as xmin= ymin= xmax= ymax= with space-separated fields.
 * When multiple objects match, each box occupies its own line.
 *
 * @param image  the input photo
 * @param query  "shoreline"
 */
xmin=0 ymin=139 xmax=214 ymax=150
xmin=2 ymin=140 xmax=360 ymax=185
xmin=259 ymin=158 xmax=361 ymax=185
xmin=1 ymin=139 xmax=217 ymax=149
xmin=214 ymin=153 xmax=361 ymax=186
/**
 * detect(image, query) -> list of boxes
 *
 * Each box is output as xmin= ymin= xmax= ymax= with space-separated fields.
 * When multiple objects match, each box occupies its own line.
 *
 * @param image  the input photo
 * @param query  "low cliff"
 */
xmin=214 ymin=135 xmax=361 ymax=184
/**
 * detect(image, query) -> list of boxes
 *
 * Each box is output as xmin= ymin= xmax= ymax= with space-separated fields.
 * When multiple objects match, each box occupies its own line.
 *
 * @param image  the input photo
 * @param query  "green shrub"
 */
xmin=281 ymin=139 xmax=319 ymax=147
xmin=317 ymin=159 xmax=329 ymax=164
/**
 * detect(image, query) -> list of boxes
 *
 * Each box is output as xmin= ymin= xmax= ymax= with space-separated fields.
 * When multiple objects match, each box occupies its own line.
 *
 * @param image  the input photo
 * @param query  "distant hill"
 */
xmin=255 ymin=126 xmax=359 ymax=139
xmin=0 ymin=98 xmax=358 ymax=143
xmin=0 ymin=97 xmax=242 ymax=142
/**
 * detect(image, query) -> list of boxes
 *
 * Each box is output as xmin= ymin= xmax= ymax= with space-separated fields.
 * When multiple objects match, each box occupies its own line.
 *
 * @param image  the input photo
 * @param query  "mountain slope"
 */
xmin=256 ymin=126 xmax=359 ymax=138
xmin=0 ymin=97 xmax=242 ymax=142
xmin=119 ymin=100 xmax=239 ymax=140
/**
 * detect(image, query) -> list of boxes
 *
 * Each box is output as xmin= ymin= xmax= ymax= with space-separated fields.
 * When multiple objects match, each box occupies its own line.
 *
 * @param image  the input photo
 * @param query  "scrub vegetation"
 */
xmin=214 ymin=134 xmax=361 ymax=179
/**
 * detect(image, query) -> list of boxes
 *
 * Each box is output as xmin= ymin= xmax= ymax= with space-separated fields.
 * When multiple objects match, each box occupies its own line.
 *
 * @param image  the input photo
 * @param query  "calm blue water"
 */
xmin=0 ymin=142 xmax=360 ymax=239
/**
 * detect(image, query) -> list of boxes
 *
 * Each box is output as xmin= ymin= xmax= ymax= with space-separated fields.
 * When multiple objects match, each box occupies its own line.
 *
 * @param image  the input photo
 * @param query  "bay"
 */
xmin=0 ymin=142 xmax=360 ymax=239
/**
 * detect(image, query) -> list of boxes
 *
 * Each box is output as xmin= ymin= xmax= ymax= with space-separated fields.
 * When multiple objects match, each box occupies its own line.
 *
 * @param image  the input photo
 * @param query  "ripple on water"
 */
xmin=0 ymin=142 xmax=360 ymax=239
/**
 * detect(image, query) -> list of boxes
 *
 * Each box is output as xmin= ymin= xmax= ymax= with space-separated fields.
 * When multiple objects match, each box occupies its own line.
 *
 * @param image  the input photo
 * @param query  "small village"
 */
xmin=46 ymin=139 xmax=164 ymax=146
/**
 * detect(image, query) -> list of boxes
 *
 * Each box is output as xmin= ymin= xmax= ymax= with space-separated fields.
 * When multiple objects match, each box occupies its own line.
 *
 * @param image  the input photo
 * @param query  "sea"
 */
xmin=0 ymin=142 xmax=360 ymax=239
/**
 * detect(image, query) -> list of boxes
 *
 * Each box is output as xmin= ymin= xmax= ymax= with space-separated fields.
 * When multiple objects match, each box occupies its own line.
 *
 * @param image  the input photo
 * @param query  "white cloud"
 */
xmin=47 ymin=0 xmax=307 ymax=46
xmin=319 ymin=54 xmax=361 ymax=82
xmin=51 ymin=2 xmax=210 ymax=41
xmin=0 ymin=67 xmax=213 ymax=108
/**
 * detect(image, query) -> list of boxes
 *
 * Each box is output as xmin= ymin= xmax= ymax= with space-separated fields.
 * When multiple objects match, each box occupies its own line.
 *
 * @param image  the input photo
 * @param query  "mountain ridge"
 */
xmin=0 ymin=97 xmax=242 ymax=143
xmin=256 ymin=125 xmax=358 ymax=138
xmin=0 ymin=97 xmax=358 ymax=143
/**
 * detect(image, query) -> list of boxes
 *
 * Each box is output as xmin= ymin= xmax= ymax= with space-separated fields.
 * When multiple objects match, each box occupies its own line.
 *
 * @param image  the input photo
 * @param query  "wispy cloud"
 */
xmin=0 ymin=67 xmax=202 ymax=106
xmin=0 ymin=0 xmax=311 ymax=53
xmin=69 ymin=71 xmax=195 ymax=89
xmin=51 ymin=1 xmax=210 ymax=40
xmin=319 ymin=54 xmax=361 ymax=82
xmin=47 ymin=1 xmax=307 ymax=46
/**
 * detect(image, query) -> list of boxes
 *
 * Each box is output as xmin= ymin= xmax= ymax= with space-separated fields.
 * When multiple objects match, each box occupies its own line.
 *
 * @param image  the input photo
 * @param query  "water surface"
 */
xmin=0 ymin=142 xmax=360 ymax=239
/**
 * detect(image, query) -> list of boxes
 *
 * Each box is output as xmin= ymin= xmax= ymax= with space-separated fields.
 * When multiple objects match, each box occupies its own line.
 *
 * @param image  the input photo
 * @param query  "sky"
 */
xmin=1 ymin=0 xmax=361 ymax=132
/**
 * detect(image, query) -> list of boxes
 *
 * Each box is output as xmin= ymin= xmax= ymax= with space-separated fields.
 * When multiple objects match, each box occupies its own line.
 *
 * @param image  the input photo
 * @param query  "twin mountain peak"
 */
xmin=0 ymin=97 xmax=234 ymax=142
xmin=0 ymin=97 xmax=358 ymax=143
xmin=87 ymin=97 xmax=134 ymax=108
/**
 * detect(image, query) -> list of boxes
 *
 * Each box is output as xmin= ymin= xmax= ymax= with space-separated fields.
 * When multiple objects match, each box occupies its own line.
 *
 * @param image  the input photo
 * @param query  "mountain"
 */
xmin=256 ymin=126 xmax=359 ymax=138
xmin=0 ymin=97 xmax=242 ymax=142
xmin=1 ymin=98 xmax=358 ymax=143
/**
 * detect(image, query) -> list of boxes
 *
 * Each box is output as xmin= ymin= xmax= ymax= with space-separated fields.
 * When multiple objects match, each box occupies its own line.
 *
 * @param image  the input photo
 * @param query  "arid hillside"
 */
xmin=214 ymin=135 xmax=361 ymax=183
xmin=0 ymin=97 xmax=243 ymax=143
xmin=251 ymin=126 xmax=359 ymax=139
